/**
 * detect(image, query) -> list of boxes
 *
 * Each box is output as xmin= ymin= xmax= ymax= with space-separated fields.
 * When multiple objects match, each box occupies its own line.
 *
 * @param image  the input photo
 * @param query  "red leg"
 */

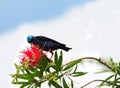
xmin=44 ymin=49 xmax=53 ymax=61
xmin=44 ymin=49 xmax=51 ymax=54
xmin=50 ymin=51 xmax=53 ymax=60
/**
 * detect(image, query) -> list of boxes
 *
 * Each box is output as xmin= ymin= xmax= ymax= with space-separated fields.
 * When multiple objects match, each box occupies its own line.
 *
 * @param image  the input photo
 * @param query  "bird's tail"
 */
xmin=62 ymin=47 xmax=72 ymax=51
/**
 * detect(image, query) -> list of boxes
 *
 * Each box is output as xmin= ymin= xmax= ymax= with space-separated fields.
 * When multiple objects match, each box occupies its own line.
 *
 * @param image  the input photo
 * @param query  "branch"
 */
xmin=80 ymin=79 xmax=113 ymax=88
xmin=63 ymin=57 xmax=112 ymax=71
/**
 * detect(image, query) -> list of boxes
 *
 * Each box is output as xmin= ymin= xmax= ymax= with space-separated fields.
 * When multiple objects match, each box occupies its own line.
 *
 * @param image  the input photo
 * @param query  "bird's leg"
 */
xmin=44 ymin=49 xmax=51 ymax=55
xmin=50 ymin=51 xmax=53 ymax=60
xmin=44 ymin=49 xmax=53 ymax=61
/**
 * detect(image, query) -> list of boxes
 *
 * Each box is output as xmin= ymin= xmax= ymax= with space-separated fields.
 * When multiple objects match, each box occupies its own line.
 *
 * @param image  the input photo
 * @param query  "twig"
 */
xmin=80 ymin=79 xmax=113 ymax=88
xmin=62 ymin=57 xmax=112 ymax=71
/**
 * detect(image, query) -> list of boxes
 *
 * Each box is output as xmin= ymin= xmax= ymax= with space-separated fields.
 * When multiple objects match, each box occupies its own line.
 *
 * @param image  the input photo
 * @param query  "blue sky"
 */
xmin=0 ymin=0 xmax=93 ymax=34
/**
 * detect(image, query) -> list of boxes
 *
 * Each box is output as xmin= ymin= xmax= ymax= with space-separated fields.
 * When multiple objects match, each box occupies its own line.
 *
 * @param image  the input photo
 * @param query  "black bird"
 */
xmin=27 ymin=35 xmax=72 ymax=55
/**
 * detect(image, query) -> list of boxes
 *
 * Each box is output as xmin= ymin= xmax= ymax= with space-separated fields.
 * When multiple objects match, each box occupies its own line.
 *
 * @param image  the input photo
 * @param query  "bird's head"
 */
xmin=27 ymin=35 xmax=33 ymax=43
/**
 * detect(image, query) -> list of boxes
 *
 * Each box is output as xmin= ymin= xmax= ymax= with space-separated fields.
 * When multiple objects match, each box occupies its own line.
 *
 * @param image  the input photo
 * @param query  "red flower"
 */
xmin=20 ymin=45 xmax=44 ymax=66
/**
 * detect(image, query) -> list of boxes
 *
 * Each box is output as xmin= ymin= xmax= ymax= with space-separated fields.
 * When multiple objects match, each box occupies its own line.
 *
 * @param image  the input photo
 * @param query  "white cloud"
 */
xmin=1 ymin=0 xmax=120 ymax=87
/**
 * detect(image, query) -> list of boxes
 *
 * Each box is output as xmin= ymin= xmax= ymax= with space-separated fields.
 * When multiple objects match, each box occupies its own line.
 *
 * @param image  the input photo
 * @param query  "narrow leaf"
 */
xmin=95 ymin=69 xmax=111 ymax=74
xmin=20 ymin=82 xmax=30 ymax=88
xmin=58 ymin=50 xmax=63 ymax=69
xmin=45 ymin=63 xmax=56 ymax=71
xmin=57 ymin=74 xmax=64 ymax=79
xmin=14 ymin=64 xmax=21 ymax=74
xmin=63 ymin=77 xmax=69 ymax=88
xmin=72 ymin=72 xmax=87 ymax=77
xmin=33 ymin=69 xmax=42 ymax=78
xmin=73 ymin=65 xmax=78 ymax=73
xmin=54 ymin=51 xmax=58 ymax=64
xmin=49 ymin=79 xmax=62 ymax=88
xmin=63 ymin=59 xmax=81 ymax=71
xmin=13 ymin=81 xmax=29 ymax=84
xmin=99 ymin=75 xmax=114 ymax=86
xmin=68 ymin=77 xmax=74 ymax=88
xmin=16 ymin=74 xmax=34 ymax=80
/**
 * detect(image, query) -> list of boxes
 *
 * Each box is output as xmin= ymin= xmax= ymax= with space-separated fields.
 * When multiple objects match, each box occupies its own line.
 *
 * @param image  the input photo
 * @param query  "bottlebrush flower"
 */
xmin=19 ymin=45 xmax=44 ymax=67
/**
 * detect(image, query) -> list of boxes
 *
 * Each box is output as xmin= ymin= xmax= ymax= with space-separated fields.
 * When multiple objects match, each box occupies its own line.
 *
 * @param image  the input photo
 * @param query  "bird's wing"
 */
xmin=35 ymin=36 xmax=65 ymax=45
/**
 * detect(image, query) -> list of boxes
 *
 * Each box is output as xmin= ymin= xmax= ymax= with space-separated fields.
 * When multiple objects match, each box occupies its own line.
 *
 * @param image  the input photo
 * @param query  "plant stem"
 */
xmin=62 ymin=57 xmax=112 ymax=71
xmin=80 ymin=79 xmax=113 ymax=88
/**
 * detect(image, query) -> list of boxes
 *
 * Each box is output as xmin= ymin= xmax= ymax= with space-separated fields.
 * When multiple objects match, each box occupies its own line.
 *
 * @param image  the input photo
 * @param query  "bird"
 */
xmin=27 ymin=35 xmax=72 ymax=58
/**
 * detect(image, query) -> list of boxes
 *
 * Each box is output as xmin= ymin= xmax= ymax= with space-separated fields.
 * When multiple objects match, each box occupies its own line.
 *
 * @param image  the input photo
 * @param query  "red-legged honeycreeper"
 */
xmin=27 ymin=35 xmax=72 ymax=54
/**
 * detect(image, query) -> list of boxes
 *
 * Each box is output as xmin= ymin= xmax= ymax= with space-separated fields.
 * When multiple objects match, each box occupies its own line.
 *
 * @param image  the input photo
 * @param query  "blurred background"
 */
xmin=1 ymin=0 xmax=120 ymax=87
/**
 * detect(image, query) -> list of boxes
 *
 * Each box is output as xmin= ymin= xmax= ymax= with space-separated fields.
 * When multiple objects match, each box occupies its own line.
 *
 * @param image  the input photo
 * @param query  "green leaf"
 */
xmin=119 ymin=62 xmax=120 ymax=68
xmin=54 ymin=51 xmax=59 ymax=65
xmin=63 ymin=59 xmax=81 ymax=71
xmin=46 ymin=63 xmax=59 ymax=71
xmin=25 ymin=69 xmax=32 ymax=74
xmin=14 ymin=64 xmax=21 ymax=74
xmin=53 ymin=51 xmax=63 ymax=72
xmin=71 ymin=79 xmax=74 ymax=88
xmin=99 ymin=75 xmax=114 ymax=86
xmin=63 ymin=77 xmax=69 ymax=88
xmin=73 ymin=65 xmax=78 ymax=73
xmin=39 ymin=56 xmax=50 ymax=66
xmin=52 ymin=65 xmax=59 ymax=72
xmin=72 ymin=72 xmax=87 ymax=77
xmin=32 ymin=82 xmax=41 ymax=88
xmin=109 ymin=57 xmax=116 ymax=69
xmin=45 ymin=63 xmax=56 ymax=71
xmin=58 ymin=50 xmax=63 ymax=70
xmin=12 ymin=81 xmax=26 ymax=84
xmin=14 ymin=63 xmax=20 ymax=69
xmin=16 ymin=74 xmax=34 ymax=80
xmin=49 ymin=79 xmax=62 ymax=88
xmin=57 ymin=74 xmax=64 ymax=83
xmin=38 ymin=56 xmax=50 ymax=73
xmin=68 ymin=77 xmax=74 ymax=88
xmin=29 ymin=67 xmax=36 ymax=72
xmin=33 ymin=69 xmax=42 ymax=78
xmin=110 ymin=57 xmax=114 ymax=63
xmin=95 ymin=69 xmax=111 ymax=74
xmin=57 ymin=74 xmax=64 ymax=79
xmin=19 ymin=82 xmax=30 ymax=88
